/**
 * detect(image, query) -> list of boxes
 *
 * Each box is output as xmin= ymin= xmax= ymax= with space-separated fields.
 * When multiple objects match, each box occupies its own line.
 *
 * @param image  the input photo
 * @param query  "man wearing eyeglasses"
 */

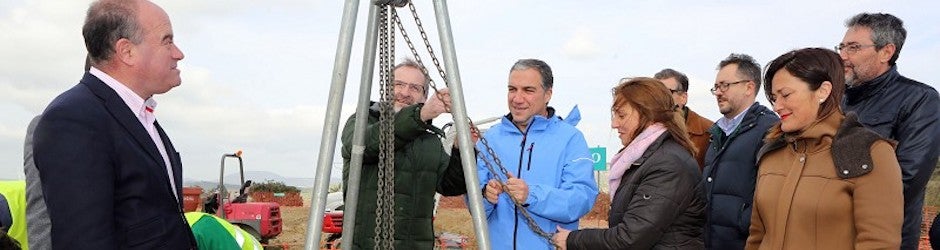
xmin=340 ymin=59 xmax=470 ymax=249
xmin=701 ymin=54 xmax=779 ymax=250
xmin=654 ymin=68 xmax=714 ymax=170
xmin=838 ymin=13 xmax=940 ymax=250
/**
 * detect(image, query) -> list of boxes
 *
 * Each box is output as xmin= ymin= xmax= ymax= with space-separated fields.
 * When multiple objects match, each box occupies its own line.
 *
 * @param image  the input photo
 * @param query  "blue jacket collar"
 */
xmin=500 ymin=105 xmax=581 ymax=133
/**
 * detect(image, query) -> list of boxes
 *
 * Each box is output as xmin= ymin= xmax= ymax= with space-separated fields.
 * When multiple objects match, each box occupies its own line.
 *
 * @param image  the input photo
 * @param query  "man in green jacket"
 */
xmin=185 ymin=212 xmax=262 ymax=250
xmin=341 ymin=59 xmax=469 ymax=249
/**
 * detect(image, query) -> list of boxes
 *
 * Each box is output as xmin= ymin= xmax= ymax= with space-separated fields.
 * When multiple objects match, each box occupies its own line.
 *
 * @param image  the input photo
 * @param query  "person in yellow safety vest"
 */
xmin=185 ymin=212 xmax=262 ymax=250
xmin=0 ymin=180 xmax=27 ymax=250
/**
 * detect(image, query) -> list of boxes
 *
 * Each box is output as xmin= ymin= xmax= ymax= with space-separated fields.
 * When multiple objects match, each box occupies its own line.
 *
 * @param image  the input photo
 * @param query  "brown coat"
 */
xmin=745 ymin=113 xmax=902 ymax=250
xmin=684 ymin=107 xmax=713 ymax=170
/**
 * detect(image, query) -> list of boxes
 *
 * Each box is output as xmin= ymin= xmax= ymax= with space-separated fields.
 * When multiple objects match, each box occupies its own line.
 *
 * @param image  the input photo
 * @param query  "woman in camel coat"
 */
xmin=745 ymin=48 xmax=902 ymax=249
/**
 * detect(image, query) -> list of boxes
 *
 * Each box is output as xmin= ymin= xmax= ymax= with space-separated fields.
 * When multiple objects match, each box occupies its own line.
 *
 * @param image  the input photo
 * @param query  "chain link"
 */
xmin=373 ymin=3 xmax=386 ymax=248
xmin=474 ymin=128 xmax=558 ymax=247
xmin=374 ymin=4 xmax=397 ymax=250
xmin=383 ymin=5 xmax=397 ymax=248
xmin=389 ymin=2 xmax=449 ymax=95
xmin=373 ymin=0 xmax=408 ymax=7
xmin=390 ymin=3 xmax=559 ymax=248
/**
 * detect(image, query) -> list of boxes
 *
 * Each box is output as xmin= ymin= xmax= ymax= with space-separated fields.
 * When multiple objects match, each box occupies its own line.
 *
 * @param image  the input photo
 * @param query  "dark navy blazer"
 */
xmin=33 ymin=73 xmax=195 ymax=249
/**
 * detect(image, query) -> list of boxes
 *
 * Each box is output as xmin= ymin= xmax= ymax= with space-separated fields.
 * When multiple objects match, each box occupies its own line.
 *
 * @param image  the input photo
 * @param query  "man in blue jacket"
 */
xmin=702 ymin=54 xmax=779 ymax=249
xmin=838 ymin=13 xmax=940 ymax=249
xmin=477 ymin=59 xmax=598 ymax=249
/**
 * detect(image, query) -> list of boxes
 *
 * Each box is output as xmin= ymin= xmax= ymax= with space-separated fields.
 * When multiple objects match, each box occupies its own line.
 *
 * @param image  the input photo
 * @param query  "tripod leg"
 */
xmin=431 ymin=0 xmax=491 ymax=249
xmin=304 ymin=0 xmax=364 ymax=249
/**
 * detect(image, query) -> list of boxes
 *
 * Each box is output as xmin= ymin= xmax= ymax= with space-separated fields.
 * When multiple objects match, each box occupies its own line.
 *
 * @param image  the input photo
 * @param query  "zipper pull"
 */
xmin=526 ymin=143 xmax=535 ymax=171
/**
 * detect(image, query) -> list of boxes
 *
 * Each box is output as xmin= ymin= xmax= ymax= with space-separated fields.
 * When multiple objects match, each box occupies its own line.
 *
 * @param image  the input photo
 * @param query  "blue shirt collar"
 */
xmin=716 ymin=102 xmax=755 ymax=135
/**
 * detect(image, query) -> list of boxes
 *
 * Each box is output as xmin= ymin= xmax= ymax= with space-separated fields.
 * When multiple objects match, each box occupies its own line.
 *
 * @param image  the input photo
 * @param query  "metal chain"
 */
xmin=390 ymin=2 xmax=447 ymax=95
xmin=373 ymin=4 xmax=387 ymax=248
xmin=408 ymin=2 xmax=449 ymax=85
xmin=373 ymin=0 xmax=408 ymax=7
xmin=474 ymin=127 xmax=558 ymax=246
xmin=383 ymin=5 xmax=397 ymax=248
xmin=374 ymin=4 xmax=396 ymax=250
xmin=391 ymin=3 xmax=558 ymax=248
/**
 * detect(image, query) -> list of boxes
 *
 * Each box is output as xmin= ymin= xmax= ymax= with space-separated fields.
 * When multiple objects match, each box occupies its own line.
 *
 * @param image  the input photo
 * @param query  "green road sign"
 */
xmin=589 ymin=147 xmax=606 ymax=171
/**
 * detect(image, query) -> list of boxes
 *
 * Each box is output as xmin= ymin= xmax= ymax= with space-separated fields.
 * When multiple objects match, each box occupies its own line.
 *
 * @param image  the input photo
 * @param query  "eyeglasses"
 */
xmin=835 ymin=43 xmax=877 ymax=54
xmin=667 ymin=88 xmax=682 ymax=94
xmin=710 ymin=79 xmax=749 ymax=94
xmin=393 ymin=80 xmax=425 ymax=93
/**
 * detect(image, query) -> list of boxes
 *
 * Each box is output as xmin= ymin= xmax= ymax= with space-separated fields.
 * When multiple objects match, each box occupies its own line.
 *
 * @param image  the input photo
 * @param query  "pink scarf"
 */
xmin=608 ymin=123 xmax=667 ymax=198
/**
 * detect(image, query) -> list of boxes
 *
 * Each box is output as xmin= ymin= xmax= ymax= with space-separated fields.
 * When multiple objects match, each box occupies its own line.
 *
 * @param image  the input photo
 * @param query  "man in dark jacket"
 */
xmin=33 ymin=0 xmax=196 ymax=248
xmin=838 ymin=13 xmax=940 ymax=249
xmin=341 ymin=59 xmax=468 ymax=249
xmin=702 ymin=54 xmax=779 ymax=249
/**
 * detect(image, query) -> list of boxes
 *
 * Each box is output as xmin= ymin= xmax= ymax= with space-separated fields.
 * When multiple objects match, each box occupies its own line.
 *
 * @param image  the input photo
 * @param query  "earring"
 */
xmin=819 ymin=98 xmax=825 ymax=103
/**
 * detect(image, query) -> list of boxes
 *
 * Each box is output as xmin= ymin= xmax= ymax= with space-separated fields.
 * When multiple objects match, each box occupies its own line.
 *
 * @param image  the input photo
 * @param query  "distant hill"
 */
xmin=181 ymin=178 xmax=239 ymax=192
xmin=221 ymin=170 xmax=321 ymax=188
xmin=182 ymin=171 xmax=319 ymax=188
xmin=182 ymin=178 xmax=218 ymax=189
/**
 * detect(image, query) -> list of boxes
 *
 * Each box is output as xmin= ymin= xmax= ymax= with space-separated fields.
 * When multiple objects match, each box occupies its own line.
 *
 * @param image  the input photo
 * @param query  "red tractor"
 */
xmin=202 ymin=151 xmax=283 ymax=243
xmin=321 ymin=211 xmax=344 ymax=249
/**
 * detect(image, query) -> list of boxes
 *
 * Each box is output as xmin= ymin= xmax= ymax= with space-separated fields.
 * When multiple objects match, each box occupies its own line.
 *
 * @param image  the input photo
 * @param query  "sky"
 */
xmin=1 ymin=0 xmax=938 ymax=183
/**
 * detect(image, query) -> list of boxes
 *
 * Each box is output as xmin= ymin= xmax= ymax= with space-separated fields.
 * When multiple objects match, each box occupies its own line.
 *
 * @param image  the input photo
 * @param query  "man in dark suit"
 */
xmin=32 ymin=0 xmax=195 ymax=248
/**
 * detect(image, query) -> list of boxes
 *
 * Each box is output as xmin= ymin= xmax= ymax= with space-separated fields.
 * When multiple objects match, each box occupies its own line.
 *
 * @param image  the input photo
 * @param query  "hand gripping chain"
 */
xmin=387 ymin=2 xmax=560 ymax=248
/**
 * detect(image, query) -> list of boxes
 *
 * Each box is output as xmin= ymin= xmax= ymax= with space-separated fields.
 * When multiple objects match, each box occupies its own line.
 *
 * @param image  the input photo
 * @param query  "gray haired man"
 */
xmin=838 ymin=12 xmax=940 ymax=249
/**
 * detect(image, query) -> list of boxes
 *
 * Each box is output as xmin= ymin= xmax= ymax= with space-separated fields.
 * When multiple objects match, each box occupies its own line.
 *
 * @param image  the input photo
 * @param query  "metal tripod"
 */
xmin=303 ymin=0 xmax=490 ymax=249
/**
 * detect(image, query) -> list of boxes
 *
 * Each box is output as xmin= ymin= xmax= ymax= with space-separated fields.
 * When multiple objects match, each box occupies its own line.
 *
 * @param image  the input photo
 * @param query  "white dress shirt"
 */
xmin=89 ymin=67 xmax=179 ymax=201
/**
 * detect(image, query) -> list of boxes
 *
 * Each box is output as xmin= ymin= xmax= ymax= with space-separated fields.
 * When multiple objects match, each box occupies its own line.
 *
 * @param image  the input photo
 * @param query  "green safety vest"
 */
xmin=0 ymin=181 xmax=28 ymax=250
xmin=185 ymin=212 xmax=262 ymax=250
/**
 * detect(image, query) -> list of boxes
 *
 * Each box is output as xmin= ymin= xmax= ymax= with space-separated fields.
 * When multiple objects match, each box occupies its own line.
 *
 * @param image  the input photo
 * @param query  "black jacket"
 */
xmin=567 ymin=133 xmax=705 ymax=249
xmin=842 ymin=66 xmax=940 ymax=249
xmin=702 ymin=103 xmax=778 ymax=250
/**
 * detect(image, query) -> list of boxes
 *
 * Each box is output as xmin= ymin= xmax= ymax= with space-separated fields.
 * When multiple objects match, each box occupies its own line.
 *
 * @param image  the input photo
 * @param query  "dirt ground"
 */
xmin=270 ymin=194 xmax=938 ymax=249
xmin=267 ymin=206 xmax=312 ymax=248
xmin=270 ymin=193 xmax=611 ymax=249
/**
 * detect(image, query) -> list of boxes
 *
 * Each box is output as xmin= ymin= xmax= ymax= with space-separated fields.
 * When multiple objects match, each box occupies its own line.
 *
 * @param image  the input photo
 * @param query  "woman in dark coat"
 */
xmin=554 ymin=77 xmax=706 ymax=249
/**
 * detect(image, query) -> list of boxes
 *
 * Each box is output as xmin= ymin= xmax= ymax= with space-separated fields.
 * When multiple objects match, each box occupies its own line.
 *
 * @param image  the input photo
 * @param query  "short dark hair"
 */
xmin=653 ymin=68 xmax=689 ymax=92
xmin=84 ymin=55 xmax=92 ymax=71
xmin=718 ymin=53 xmax=762 ymax=95
xmin=764 ymin=48 xmax=845 ymax=120
xmin=510 ymin=59 xmax=554 ymax=90
xmin=82 ymin=0 xmax=143 ymax=66
xmin=845 ymin=13 xmax=906 ymax=66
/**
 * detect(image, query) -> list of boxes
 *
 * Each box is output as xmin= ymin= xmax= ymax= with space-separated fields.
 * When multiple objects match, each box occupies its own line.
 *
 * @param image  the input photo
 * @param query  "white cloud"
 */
xmin=562 ymin=28 xmax=601 ymax=60
xmin=0 ymin=1 xmax=87 ymax=113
